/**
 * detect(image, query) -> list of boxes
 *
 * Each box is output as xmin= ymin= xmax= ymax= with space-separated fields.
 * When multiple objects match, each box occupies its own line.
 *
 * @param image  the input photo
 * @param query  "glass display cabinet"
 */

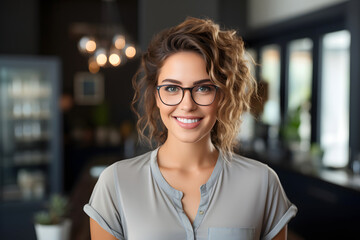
xmin=0 ymin=55 xmax=62 ymax=239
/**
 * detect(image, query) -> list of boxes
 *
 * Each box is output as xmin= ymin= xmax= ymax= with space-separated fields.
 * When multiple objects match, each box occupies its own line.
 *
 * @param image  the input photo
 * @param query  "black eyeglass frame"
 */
xmin=156 ymin=84 xmax=219 ymax=106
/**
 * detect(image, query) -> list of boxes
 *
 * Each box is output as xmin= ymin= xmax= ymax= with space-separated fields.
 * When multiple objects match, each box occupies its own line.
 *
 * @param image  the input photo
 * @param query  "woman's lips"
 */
xmin=174 ymin=117 xmax=202 ymax=129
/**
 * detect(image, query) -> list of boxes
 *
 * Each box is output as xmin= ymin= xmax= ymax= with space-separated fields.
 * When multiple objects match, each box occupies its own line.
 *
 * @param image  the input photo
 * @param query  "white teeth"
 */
xmin=176 ymin=117 xmax=200 ymax=123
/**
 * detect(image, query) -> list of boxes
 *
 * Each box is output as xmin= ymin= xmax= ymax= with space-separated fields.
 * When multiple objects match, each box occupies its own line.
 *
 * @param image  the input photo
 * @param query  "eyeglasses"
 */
xmin=156 ymin=84 xmax=218 ymax=106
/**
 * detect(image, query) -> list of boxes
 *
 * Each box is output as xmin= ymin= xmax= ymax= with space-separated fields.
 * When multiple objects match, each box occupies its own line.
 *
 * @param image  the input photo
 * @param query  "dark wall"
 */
xmin=218 ymin=0 xmax=248 ymax=38
xmin=0 ymin=0 xmax=39 ymax=54
xmin=138 ymin=0 xmax=219 ymax=50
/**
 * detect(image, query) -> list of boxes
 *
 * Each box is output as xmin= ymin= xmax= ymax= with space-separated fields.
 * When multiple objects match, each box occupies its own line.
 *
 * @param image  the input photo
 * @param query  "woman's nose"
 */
xmin=179 ymin=89 xmax=197 ymax=111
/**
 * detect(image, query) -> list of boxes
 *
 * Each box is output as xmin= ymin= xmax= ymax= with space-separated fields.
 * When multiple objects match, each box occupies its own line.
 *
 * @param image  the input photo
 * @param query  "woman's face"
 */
xmin=156 ymin=51 xmax=219 ymax=145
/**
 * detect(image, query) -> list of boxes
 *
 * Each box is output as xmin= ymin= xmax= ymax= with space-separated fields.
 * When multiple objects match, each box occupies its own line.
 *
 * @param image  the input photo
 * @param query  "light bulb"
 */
xmin=88 ymin=58 xmax=100 ymax=73
xmin=109 ymin=53 xmax=121 ymax=66
xmin=78 ymin=36 xmax=90 ymax=52
xmin=85 ymin=40 xmax=96 ymax=53
xmin=78 ymin=36 xmax=97 ymax=53
xmin=95 ymin=48 xmax=107 ymax=66
xmin=96 ymin=54 xmax=107 ymax=66
xmin=113 ymin=35 xmax=126 ymax=49
xmin=125 ymin=45 xmax=136 ymax=58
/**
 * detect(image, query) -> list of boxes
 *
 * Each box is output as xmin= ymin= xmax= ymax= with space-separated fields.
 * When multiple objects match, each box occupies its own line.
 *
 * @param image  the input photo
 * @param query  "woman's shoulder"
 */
xmin=227 ymin=153 xmax=269 ymax=171
xmin=227 ymin=153 xmax=282 ymax=185
xmin=97 ymin=150 xmax=154 ymax=182
xmin=107 ymin=150 xmax=153 ymax=172
xmin=89 ymin=150 xmax=155 ymax=200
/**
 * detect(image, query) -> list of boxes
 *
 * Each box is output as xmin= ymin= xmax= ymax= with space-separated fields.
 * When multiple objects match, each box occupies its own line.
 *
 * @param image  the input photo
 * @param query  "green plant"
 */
xmin=310 ymin=143 xmax=324 ymax=158
xmin=34 ymin=194 xmax=69 ymax=225
xmin=280 ymin=106 xmax=301 ymax=142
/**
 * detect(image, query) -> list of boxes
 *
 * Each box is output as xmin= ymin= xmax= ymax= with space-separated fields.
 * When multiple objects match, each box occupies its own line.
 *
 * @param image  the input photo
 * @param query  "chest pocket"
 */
xmin=208 ymin=227 xmax=255 ymax=240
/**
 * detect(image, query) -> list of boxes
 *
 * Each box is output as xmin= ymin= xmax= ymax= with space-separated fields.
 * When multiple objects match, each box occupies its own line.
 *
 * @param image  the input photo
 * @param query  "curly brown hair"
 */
xmin=132 ymin=17 xmax=257 ymax=159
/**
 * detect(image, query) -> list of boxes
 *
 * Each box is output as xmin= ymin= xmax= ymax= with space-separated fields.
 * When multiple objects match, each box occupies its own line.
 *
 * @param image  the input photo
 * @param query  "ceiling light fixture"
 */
xmin=75 ymin=0 xmax=138 ymax=73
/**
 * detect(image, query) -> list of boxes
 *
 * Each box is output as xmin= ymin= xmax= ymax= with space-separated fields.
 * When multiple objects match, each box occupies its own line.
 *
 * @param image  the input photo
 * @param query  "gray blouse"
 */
xmin=84 ymin=148 xmax=297 ymax=240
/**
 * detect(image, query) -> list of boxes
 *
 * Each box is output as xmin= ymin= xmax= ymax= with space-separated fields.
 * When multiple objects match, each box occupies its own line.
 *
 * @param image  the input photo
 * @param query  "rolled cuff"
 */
xmin=83 ymin=204 xmax=124 ymax=240
xmin=262 ymin=204 xmax=298 ymax=240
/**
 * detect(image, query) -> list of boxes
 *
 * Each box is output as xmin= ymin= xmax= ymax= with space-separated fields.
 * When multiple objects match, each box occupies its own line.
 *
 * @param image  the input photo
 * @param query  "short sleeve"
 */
xmin=83 ymin=164 xmax=125 ymax=240
xmin=261 ymin=167 xmax=297 ymax=240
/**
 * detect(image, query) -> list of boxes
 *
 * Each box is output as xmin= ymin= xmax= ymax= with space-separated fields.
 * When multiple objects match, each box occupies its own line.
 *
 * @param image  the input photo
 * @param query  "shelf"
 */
xmin=10 ymin=114 xmax=51 ymax=120
xmin=0 ymin=55 xmax=62 ymax=240
xmin=9 ymin=92 xmax=51 ymax=100
xmin=13 ymin=161 xmax=50 ymax=167
xmin=1 ymin=187 xmax=46 ymax=203
xmin=14 ymin=135 xmax=51 ymax=143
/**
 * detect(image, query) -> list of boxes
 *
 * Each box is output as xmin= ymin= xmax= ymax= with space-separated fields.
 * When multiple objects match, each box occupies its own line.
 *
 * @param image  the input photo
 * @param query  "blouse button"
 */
xmin=199 ymin=210 xmax=204 ymax=215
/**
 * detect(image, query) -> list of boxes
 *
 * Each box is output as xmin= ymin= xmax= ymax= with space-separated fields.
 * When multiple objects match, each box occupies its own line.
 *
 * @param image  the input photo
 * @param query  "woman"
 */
xmin=84 ymin=17 xmax=297 ymax=240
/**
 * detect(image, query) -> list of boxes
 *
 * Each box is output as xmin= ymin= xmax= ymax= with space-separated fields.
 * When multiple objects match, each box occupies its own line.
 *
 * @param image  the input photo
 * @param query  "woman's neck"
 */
xmin=157 ymin=137 xmax=218 ymax=171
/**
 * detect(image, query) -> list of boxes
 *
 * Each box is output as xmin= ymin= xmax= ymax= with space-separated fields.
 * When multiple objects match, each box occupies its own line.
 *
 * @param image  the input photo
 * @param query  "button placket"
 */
xmin=173 ymin=194 xmax=195 ymax=240
xmin=198 ymin=189 xmax=206 ymax=216
xmin=193 ymin=184 xmax=210 ymax=232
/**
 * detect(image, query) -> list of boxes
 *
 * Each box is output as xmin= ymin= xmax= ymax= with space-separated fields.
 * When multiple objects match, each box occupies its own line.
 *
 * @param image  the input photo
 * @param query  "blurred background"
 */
xmin=0 ymin=0 xmax=360 ymax=239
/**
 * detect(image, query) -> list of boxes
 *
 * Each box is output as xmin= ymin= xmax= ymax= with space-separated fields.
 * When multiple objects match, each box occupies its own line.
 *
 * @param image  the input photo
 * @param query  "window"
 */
xmin=260 ymin=45 xmax=281 ymax=126
xmin=287 ymin=38 xmax=313 ymax=150
xmin=320 ymin=30 xmax=350 ymax=168
xmin=245 ymin=48 xmax=257 ymax=78
xmin=237 ymin=49 xmax=257 ymax=143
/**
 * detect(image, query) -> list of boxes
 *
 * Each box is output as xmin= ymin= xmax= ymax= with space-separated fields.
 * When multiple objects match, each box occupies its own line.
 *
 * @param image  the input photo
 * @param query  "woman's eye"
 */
xmin=164 ymin=86 xmax=179 ymax=92
xmin=196 ymin=85 xmax=211 ymax=92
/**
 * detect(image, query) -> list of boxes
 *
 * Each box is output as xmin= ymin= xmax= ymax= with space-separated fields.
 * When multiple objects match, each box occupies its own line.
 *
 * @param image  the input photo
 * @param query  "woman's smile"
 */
xmin=173 ymin=116 xmax=203 ymax=129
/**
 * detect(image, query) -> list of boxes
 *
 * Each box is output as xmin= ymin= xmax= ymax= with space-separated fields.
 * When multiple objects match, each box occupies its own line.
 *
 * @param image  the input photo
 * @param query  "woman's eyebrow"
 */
xmin=160 ymin=79 xmax=211 ymax=85
xmin=161 ymin=79 xmax=182 ymax=84
xmin=193 ymin=79 xmax=212 ymax=85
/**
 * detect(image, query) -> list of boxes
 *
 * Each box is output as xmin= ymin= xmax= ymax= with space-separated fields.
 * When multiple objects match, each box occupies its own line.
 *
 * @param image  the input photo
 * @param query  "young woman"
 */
xmin=84 ymin=17 xmax=297 ymax=240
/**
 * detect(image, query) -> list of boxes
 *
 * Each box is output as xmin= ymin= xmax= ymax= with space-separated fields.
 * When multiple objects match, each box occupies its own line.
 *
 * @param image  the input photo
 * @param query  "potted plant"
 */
xmin=34 ymin=194 xmax=71 ymax=240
